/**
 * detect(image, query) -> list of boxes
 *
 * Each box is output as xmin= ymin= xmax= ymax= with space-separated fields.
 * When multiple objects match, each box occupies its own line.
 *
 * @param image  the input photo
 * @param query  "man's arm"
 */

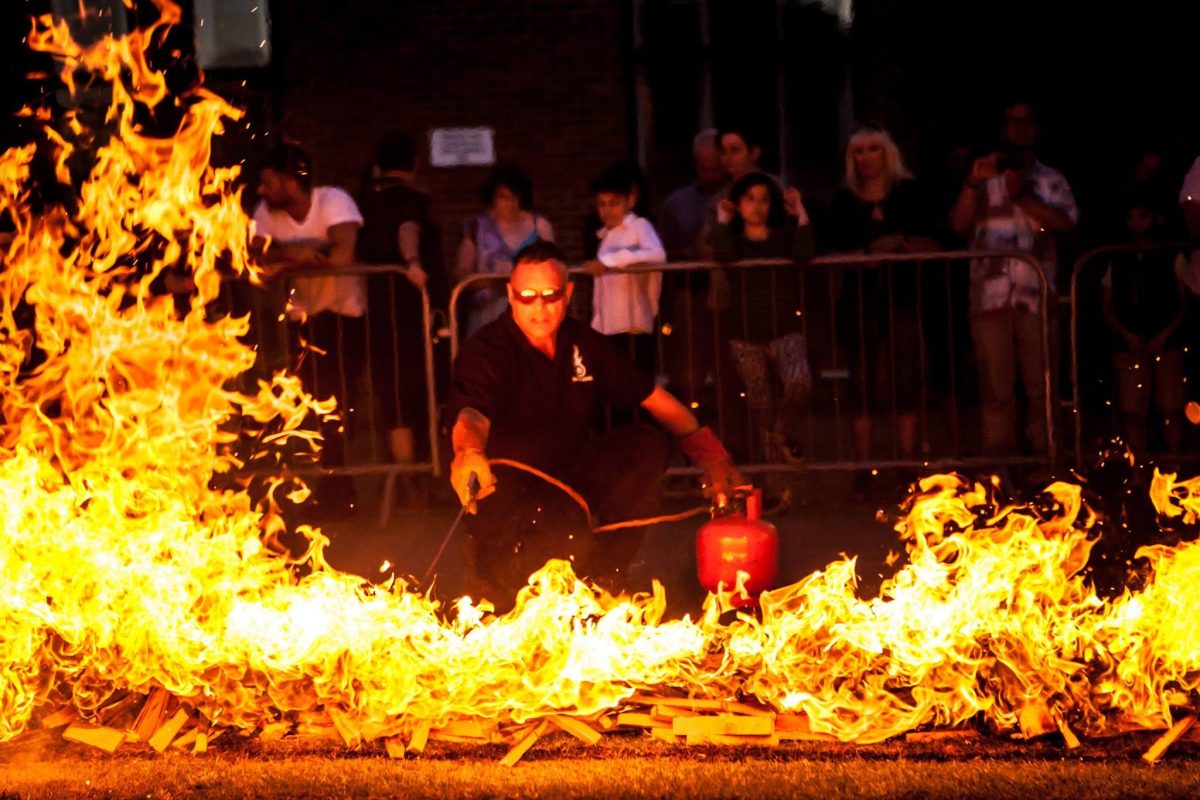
xmin=641 ymin=386 xmax=744 ymax=499
xmin=640 ymin=385 xmax=701 ymax=437
xmin=398 ymin=220 xmax=427 ymax=287
xmin=1014 ymin=193 xmax=1075 ymax=233
xmin=268 ymin=222 xmax=360 ymax=273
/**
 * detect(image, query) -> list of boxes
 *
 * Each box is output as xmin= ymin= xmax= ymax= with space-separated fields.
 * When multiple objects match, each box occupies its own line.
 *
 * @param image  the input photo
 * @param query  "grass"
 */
xmin=4 ymin=734 xmax=1200 ymax=799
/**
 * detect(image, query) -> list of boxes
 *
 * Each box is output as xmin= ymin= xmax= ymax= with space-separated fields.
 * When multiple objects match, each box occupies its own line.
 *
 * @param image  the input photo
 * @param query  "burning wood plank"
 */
xmin=384 ymin=736 xmax=406 ymax=759
xmin=1056 ymin=717 xmax=1081 ymax=750
xmin=499 ymin=719 xmax=551 ymax=768
xmin=549 ymin=715 xmax=602 ymax=745
xmin=429 ymin=718 xmax=492 ymax=742
xmin=905 ymin=729 xmax=980 ymax=743
xmin=62 ymin=722 xmax=125 ymax=753
xmin=131 ymin=688 xmax=171 ymax=744
xmin=407 ymin=720 xmax=430 ymax=754
xmin=39 ymin=707 xmax=76 ymax=729
xmin=1143 ymin=715 xmax=1197 ymax=764
xmin=617 ymin=712 xmax=671 ymax=729
xmin=258 ymin=720 xmax=291 ymax=742
xmin=148 ymin=708 xmax=191 ymax=753
xmin=650 ymin=727 xmax=681 ymax=744
xmin=672 ymin=714 xmax=774 ymax=739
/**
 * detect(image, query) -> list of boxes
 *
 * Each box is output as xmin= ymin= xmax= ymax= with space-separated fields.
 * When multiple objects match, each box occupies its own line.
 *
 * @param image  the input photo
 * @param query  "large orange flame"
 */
xmin=1 ymin=0 xmax=1199 ymax=753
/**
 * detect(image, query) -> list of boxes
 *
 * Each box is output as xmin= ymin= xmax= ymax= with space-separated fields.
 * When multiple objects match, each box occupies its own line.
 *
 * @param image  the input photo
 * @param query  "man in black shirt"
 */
xmin=447 ymin=241 xmax=742 ymax=601
xmin=357 ymin=131 xmax=445 ymax=464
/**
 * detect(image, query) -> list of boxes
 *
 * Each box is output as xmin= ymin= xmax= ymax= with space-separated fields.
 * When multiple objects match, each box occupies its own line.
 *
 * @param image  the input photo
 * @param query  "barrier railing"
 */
xmin=1068 ymin=241 xmax=1194 ymax=464
xmin=448 ymin=250 xmax=1056 ymax=473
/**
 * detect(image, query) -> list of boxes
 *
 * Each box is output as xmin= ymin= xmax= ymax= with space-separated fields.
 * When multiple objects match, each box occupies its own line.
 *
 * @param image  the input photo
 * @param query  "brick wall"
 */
xmin=261 ymin=0 xmax=630 ymax=265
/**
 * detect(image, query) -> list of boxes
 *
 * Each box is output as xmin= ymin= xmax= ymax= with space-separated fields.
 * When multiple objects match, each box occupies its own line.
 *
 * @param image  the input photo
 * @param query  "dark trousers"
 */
xmin=465 ymin=424 xmax=671 ymax=604
xmin=291 ymin=313 xmax=367 ymax=508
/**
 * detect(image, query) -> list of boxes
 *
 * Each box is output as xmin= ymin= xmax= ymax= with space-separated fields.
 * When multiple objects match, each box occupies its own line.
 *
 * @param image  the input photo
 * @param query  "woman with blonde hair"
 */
xmin=825 ymin=124 xmax=939 ymax=499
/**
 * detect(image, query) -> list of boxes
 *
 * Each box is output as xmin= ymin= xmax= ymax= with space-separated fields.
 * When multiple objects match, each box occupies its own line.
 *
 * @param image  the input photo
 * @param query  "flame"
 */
xmin=2 ymin=1 xmax=1200 ymax=753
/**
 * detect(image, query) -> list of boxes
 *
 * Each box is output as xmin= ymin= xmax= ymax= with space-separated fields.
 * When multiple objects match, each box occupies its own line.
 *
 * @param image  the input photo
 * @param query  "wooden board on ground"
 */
xmin=63 ymin=722 xmax=125 ymax=754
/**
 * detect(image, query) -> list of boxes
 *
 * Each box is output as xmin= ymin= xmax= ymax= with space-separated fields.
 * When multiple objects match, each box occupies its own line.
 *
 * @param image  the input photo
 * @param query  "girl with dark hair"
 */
xmin=454 ymin=163 xmax=555 ymax=335
xmin=711 ymin=171 xmax=815 ymax=468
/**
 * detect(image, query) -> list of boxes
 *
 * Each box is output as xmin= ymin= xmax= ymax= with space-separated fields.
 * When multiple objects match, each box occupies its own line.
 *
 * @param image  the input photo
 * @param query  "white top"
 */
xmin=1178 ymin=156 xmax=1200 ymax=296
xmin=591 ymin=213 xmax=667 ymax=335
xmin=252 ymin=186 xmax=365 ymax=318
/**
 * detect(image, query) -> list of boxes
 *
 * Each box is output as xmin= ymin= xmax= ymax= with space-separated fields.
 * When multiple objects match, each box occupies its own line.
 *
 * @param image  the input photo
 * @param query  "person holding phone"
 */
xmin=950 ymin=101 xmax=1078 ymax=457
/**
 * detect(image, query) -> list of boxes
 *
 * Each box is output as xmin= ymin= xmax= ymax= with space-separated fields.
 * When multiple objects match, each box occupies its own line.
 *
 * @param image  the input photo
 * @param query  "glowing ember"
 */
xmin=1 ymin=0 xmax=1199 ymax=760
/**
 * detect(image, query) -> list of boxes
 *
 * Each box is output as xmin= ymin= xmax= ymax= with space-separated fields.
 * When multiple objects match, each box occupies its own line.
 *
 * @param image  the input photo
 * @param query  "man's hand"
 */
xmin=450 ymin=448 xmax=495 ymax=513
xmin=678 ymin=426 xmax=744 ymax=505
xmin=582 ymin=259 xmax=607 ymax=277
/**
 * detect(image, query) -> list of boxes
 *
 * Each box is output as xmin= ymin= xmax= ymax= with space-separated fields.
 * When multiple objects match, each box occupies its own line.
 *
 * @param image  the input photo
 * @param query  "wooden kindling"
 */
xmin=148 ymin=707 xmax=191 ymax=753
xmin=62 ymin=722 xmax=125 ymax=754
xmin=500 ymin=719 xmax=552 ymax=768
xmin=131 ymin=687 xmax=171 ymax=743
xmin=1143 ymin=714 xmax=1197 ymax=764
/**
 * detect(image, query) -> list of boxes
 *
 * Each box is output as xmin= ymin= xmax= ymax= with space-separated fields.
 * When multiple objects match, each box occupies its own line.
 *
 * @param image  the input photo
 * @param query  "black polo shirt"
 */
xmin=448 ymin=314 xmax=655 ymax=475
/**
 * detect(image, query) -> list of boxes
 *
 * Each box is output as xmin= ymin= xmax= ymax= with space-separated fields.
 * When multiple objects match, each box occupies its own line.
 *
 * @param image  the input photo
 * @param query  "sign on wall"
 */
xmin=429 ymin=128 xmax=496 ymax=168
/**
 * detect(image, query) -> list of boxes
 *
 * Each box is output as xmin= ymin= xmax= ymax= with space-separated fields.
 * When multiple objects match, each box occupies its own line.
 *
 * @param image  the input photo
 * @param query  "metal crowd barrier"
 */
xmin=1068 ymin=241 xmax=1194 ymax=464
xmin=214 ymin=264 xmax=442 ymax=527
xmin=448 ymin=251 xmax=1056 ymax=473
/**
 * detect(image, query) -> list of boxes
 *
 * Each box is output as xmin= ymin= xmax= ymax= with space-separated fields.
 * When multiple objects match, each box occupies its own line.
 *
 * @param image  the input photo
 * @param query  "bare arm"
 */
xmin=1014 ymin=194 xmax=1075 ymax=233
xmin=269 ymin=222 xmax=359 ymax=273
xmin=398 ymin=220 xmax=426 ymax=287
xmin=640 ymin=385 xmax=700 ymax=437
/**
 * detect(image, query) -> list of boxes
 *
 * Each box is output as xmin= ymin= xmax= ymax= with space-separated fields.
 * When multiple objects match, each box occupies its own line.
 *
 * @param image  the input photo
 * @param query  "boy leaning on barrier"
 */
xmin=583 ymin=163 xmax=668 ymax=377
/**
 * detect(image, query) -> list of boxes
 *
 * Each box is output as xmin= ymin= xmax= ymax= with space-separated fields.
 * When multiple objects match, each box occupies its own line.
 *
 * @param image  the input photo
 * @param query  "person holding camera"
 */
xmin=951 ymin=101 xmax=1078 ymax=457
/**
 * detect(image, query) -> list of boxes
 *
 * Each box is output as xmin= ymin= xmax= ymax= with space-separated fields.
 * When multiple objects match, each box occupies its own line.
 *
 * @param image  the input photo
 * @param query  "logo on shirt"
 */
xmin=571 ymin=345 xmax=593 ymax=383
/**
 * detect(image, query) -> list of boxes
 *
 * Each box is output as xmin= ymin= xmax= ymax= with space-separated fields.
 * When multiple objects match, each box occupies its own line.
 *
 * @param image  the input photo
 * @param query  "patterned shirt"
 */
xmin=968 ymin=161 xmax=1078 ymax=314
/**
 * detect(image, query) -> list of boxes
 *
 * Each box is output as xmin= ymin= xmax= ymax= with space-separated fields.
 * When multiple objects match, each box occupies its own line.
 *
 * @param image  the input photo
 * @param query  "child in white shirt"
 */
xmin=585 ymin=165 xmax=667 ymax=375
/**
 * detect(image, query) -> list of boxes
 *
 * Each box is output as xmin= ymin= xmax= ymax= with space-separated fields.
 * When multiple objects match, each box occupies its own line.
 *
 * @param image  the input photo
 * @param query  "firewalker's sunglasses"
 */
xmin=512 ymin=286 xmax=567 ymax=305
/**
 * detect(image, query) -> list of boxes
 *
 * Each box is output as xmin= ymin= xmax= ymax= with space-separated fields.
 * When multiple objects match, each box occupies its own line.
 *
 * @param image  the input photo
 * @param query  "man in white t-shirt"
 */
xmin=251 ymin=142 xmax=365 ymax=515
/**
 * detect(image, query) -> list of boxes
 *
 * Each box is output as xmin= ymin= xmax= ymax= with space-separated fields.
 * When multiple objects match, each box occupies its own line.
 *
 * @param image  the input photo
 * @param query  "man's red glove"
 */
xmin=679 ymin=426 xmax=744 ymax=502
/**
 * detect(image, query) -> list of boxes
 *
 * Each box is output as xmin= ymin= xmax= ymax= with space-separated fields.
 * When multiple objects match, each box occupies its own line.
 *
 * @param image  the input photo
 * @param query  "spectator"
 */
xmin=1100 ymin=191 xmax=1189 ymax=454
xmin=951 ymin=101 xmax=1078 ymax=456
xmin=251 ymin=141 xmax=365 ymax=515
xmin=584 ymin=163 xmax=667 ymax=376
xmin=711 ymin=171 xmax=814 ymax=468
xmin=1179 ymin=154 xmax=1200 ymax=417
xmin=824 ymin=125 xmax=939 ymax=497
xmin=709 ymin=122 xmax=805 ymax=311
xmin=454 ymin=164 xmax=554 ymax=336
xmin=356 ymin=131 xmax=445 ymax=467
xmin=659 ymin=129 xmax=726 ymax=407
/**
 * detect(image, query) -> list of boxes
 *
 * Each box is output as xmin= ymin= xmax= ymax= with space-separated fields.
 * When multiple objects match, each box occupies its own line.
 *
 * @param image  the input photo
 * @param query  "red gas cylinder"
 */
xmin=695 ymin=490 xmax=779 ymax=604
